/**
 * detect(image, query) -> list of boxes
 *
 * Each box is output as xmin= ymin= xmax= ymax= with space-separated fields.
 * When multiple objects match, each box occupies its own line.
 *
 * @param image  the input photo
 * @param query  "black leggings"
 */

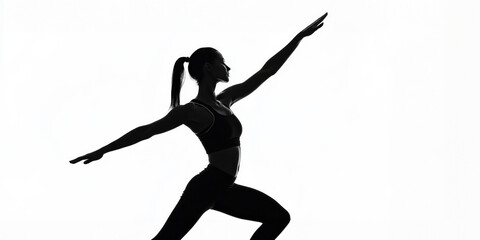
xmin=152 ymin=164 xmax=290 ymax=240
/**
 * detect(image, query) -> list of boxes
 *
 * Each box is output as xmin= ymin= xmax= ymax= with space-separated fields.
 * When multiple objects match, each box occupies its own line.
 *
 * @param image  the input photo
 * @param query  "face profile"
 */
xmin=209 ymin=56 xmax=231 ymax=83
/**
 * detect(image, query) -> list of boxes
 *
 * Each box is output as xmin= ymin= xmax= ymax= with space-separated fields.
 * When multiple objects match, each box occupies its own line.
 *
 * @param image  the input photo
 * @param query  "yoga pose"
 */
xmin=70 ymin=12 xmax=328 ymax=240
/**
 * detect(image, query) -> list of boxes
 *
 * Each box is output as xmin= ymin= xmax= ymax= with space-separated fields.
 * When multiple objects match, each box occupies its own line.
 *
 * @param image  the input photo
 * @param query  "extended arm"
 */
xmin=262 ymin=34 xmax=304 ymax=76
xmin=218 ymin=12 xmax=328 ymax=106
xmin=70 ymin=105 xmax=190 ymax=164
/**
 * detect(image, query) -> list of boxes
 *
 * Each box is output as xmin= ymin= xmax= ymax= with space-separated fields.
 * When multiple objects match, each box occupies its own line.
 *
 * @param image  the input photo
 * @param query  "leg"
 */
xmin=151 ymin=195 xmax=206 ymax=240
xmin=152 ymin=171 xmax=225 ymax=240
xmin=212 ymin=184 xmax=291 ymax=240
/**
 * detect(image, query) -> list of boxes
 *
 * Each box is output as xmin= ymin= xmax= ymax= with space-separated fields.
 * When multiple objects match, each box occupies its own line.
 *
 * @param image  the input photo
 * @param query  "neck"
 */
xmin=196 ymin=77 xmax=218 ymax=102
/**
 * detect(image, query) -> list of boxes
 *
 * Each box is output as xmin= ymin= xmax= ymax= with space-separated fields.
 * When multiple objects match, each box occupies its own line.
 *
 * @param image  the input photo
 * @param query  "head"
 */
xmin=188 ymin=47 xmax=230 ymax=83
xmin=170 ymin=47 xmax=231 ymax=109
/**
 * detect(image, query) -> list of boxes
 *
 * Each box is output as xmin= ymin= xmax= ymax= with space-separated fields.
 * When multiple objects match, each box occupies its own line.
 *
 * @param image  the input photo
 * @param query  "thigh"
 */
xmin=153 ymin=173 xmax=221 ymax=239
xmin=212 ymin=184 xmax=287 ymax=223
xmin=153 ymin=195 xmax=205 ymax=239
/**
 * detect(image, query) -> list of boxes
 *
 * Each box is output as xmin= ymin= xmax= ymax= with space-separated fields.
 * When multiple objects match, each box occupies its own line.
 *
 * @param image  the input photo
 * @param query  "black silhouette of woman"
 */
xmin=70 ymin=13 xmax=328 ymax=240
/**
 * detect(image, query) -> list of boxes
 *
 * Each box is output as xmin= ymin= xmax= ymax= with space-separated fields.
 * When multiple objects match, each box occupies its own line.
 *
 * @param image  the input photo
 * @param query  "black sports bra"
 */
xmin=191 ymin=99 xmax=242 ymax=154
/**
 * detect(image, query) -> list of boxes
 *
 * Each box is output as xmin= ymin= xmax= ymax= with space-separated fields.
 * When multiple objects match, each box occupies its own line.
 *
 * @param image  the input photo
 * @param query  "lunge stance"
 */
xmin=70 ymin=12 xmax=328 ymax=240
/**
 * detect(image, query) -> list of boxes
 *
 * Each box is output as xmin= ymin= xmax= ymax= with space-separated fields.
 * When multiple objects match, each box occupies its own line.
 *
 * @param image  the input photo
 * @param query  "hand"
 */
xmin=298 ymin=12 xmax=328 ymax=38
xmin=70 ymin=151 xmax=104 ymax=164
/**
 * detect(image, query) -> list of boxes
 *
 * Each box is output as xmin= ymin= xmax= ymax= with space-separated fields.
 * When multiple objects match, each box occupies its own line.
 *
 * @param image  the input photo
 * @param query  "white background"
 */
xmin=1 ymin=0 xmax=479 ymax=239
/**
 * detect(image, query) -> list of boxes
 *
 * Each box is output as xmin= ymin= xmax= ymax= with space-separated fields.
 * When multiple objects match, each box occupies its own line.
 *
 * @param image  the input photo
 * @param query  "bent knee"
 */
xmin=272 ymin=207 xmax=290 ymax=227
xmin=279 ymin=208 xmax=291 ymax=226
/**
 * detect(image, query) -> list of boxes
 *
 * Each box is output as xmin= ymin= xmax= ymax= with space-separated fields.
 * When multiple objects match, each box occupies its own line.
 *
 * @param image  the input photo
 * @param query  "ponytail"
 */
xmin=170 ymin=57 xmax=190 ymax=109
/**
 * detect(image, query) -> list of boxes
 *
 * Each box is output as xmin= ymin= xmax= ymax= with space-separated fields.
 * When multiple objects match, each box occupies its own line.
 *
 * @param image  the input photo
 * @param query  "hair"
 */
xmin=170 ymin=47 xmax=220 ymax=109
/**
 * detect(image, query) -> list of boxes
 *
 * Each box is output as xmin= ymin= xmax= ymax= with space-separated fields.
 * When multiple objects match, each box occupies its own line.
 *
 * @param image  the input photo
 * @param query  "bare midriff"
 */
xmin=208 ymin=146 xmax=241 ymax=177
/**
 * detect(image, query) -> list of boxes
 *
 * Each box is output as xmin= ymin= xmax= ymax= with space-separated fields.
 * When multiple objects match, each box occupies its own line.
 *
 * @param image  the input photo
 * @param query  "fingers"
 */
xmin=69 ymin=157 xmax=83 ymax=164
xmin=318 ymin=12 xmax=328 ymax=24
xmin=306 ymin=12 xmax=328 ymax=30
xmin=70 ymin=151 xmax=102 ymax=164
xmin=69 ymin=158 xmax=94 ymax=164
xmin=84 ymin=159 xmax=94 ymax=164
xmin=300 ymin=12 xmax=328 ymax=37
xmin=316 ymin=22 xmax=324 ymax=31
xmin=70 ymin=155 xmax=89 ymax=164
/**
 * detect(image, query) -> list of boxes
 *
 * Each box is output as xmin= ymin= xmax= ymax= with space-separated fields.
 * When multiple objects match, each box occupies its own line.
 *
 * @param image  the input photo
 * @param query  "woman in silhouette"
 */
xmin=70 ymin=13 xmax=327 ymax=240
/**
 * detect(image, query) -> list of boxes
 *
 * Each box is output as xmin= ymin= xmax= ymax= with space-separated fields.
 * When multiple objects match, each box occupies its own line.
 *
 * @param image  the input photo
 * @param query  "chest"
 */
xmin=185 ymin=101 xmax=233 ymax=134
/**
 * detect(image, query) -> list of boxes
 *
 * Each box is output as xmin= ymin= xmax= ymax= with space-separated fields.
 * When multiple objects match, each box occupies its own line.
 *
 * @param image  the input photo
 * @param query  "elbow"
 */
xmin=260 ymin=68 xmax=276 ymax=78
xmin=138 ymin=125 xmax=154 ymax=140
xmin=268 ymin=69 xmax=278 ymax=76
xmin=144 ymin=133 xmax=153 ymax=140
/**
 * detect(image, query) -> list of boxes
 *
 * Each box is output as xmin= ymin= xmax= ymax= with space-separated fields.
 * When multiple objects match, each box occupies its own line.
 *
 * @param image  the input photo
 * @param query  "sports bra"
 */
xmin=190 ymin=99 xmax=242 ymax=154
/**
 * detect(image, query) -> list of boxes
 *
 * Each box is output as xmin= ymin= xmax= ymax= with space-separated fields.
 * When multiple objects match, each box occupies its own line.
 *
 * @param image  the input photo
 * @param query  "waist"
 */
xmin=208 ymin=146 xmax=241 ymax=177
xmin=200 ymin=137 xmax=240 ymax=154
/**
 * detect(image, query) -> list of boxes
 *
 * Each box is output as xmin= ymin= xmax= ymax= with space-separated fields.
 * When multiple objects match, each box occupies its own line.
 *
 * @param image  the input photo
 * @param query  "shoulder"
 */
xmin=165 ymin=103 xmax=195 ymax=124
xmin=170 ymin=103 xmax=191 ymax=115
xmin=176 ymin=101 xmax=214 ymax=122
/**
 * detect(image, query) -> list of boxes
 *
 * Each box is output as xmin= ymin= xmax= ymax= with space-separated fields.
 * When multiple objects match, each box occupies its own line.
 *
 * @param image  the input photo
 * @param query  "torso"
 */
xmin=208 ymin=146 xmax=241 ymax=177
xmin=183 ymin=98 xmax=241 ymax=177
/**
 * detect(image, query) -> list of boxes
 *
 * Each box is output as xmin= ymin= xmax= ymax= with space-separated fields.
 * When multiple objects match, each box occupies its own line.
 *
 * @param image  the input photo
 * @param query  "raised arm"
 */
xmin=70 ymin=104 xmax=191 ymax=164
xmin=217 ymin=12 xmax=328 ymax=107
